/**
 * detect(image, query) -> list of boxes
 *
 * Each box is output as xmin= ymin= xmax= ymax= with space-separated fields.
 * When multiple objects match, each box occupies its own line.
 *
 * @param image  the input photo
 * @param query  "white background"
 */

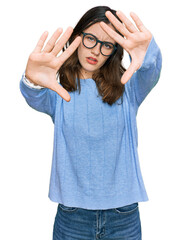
xmin=0 ymin=0 xmax=182 ymax=239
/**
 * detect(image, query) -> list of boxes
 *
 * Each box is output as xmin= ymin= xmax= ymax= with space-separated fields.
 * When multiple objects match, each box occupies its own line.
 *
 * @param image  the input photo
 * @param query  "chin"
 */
xmin=82 ymin=67 xmax=97 ymax=74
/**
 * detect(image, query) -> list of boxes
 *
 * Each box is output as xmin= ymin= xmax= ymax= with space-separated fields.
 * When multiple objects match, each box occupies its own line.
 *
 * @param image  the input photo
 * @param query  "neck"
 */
xmin=80 ymin=70 xmax=93 ymax=79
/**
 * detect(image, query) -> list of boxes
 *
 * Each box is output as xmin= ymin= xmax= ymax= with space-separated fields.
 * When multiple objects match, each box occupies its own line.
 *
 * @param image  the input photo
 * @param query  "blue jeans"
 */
xmin=53 ymin=202 xmax=142 ymax=239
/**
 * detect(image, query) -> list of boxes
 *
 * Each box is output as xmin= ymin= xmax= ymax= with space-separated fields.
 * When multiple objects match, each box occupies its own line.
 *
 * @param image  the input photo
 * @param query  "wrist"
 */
xmin=23 ymin=72 xmax=44 ymax=89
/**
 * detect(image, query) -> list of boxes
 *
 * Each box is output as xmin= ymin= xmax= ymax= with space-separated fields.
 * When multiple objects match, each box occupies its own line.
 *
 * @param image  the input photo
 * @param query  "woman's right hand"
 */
xmin=25 ymin=27 xmax=81 ymax=102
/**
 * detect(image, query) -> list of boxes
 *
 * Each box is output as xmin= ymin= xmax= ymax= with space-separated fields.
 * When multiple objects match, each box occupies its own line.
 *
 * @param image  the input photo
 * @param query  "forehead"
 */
xmin=84 ymin=22 xmax=116 ymax=43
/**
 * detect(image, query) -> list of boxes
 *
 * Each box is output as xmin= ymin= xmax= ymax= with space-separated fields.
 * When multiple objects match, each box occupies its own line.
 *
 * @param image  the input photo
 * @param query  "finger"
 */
xmin=105 ymin=11 xmax=130 ymax=38
xmin=33 ymin=31 xmax=49 ymax=53
xmin=43 ymin=28 xmax=63 ymax=52
xmin=116 ymin=10 xmax=138 ymax=33
xmin=55 ymin=36 xmax=81 ymax=69
xmin=100 ymin=21 xmax=126 ymax=48
xmin=120 ymin=62 xmax=138 ymax=84
xmin=130 ymin=12 xmax=148 ymax=32
xmin=51 ymin=26 xmax=74 ymax=56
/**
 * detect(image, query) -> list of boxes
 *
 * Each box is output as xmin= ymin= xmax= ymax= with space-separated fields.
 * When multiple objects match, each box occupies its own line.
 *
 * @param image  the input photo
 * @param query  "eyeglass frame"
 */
xmin=81 ymin=32 xmax=117 ymax=57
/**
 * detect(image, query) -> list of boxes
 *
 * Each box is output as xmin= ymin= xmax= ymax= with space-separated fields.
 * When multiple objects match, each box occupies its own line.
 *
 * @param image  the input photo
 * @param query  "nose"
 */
xmin=91 ymin=42 xmax=101 ymax=56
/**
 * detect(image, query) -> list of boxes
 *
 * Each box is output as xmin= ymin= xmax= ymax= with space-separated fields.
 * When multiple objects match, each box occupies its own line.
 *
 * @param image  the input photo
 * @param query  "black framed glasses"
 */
xmin=81 ymin=32 xmax=117 ymax=56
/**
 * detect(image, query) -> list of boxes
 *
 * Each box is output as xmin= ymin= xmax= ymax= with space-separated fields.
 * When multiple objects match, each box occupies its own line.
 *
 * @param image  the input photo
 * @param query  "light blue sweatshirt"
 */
xmin=19 ymin=35 xmax=162 ymax=210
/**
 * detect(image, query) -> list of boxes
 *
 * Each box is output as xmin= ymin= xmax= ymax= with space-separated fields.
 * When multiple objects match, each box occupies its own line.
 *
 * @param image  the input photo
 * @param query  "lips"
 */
xmin=86 ymin=57 xmax=98 ymax=64
xmin=87 ymin=57 xmax=98 ymax=62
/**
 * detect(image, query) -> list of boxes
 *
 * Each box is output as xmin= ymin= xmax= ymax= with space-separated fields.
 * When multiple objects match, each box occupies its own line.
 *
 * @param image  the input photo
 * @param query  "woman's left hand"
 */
xmin=100 ymin=11 xmax=153 ymax=84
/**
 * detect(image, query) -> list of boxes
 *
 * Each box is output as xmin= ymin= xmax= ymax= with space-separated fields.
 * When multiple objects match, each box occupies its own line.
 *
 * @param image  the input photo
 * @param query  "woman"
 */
xmin=20 ymin=5 xmax=162 ymax=240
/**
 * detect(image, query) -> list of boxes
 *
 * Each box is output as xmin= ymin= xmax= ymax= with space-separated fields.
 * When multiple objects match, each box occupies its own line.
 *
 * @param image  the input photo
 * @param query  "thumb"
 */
xmin=121 ymin=62 xmax=139 ymax=84
xmin=50 ymin=81 xmax=71 ymax=102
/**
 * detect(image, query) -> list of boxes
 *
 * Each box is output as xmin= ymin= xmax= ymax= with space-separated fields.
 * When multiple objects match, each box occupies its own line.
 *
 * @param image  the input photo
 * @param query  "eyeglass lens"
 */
xmin=83 ymin=34 xmax=114 ymax=56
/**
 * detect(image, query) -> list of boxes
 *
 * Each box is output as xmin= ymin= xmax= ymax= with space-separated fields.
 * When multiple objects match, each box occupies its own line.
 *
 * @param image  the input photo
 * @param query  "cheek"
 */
xmin=77 ymin=43 xmax=86 ymax=57
xmin=98 ymin=56 xmax=109 ymax=67
xmin=77 ymin=46 xmax=82 ymax=60
xmin=77 ymin=45 xmax=86 ymax=64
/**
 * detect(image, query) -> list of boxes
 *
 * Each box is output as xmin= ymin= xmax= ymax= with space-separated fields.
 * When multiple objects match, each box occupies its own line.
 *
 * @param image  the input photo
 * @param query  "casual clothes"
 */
xmin=19 ymin=35 xmax=162 ymax=210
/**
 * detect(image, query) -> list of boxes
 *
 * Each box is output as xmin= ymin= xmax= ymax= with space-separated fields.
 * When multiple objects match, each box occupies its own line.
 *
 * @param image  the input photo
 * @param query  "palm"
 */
xmin=26 ymin=52 xmax=58 ymax=87
xmin=25 ymin=27 xmax=81 ymax=102
xmin=100 ymin=11 xmax=153 ymax=84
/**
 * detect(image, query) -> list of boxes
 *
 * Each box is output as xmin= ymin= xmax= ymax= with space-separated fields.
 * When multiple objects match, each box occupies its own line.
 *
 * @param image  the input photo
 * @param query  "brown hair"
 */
xmin=57 ymin=6 xmax=126 ymax=105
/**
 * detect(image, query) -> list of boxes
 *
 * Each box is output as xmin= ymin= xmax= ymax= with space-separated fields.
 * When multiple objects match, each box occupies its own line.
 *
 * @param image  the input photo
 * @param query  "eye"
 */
xmin=86 ymin=35 xmax=95 ymax=41
xmin=103 ymin=43 xmax=113 ymax=49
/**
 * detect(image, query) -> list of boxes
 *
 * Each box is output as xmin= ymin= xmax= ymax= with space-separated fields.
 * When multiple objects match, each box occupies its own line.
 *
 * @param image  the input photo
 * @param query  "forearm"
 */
xmin=19 ymin=72 xmax=57 ymax=120
xmin=129 ymin=35 xmax=162 ymax=107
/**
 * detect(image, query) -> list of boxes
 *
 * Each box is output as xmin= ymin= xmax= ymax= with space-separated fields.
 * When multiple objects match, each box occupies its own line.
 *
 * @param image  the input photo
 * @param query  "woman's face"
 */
xmin=77 ymin=22 xmax=116 ymax=79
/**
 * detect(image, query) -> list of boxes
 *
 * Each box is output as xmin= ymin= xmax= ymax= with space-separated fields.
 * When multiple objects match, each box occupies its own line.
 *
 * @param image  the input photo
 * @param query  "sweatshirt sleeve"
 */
xmin=19 ymin=72 xmax=58 ymax=123
xmin=126 ymin=35 xmax=162 ymax=108
xmin=22 ymin=73 xmax=45 ymax=89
